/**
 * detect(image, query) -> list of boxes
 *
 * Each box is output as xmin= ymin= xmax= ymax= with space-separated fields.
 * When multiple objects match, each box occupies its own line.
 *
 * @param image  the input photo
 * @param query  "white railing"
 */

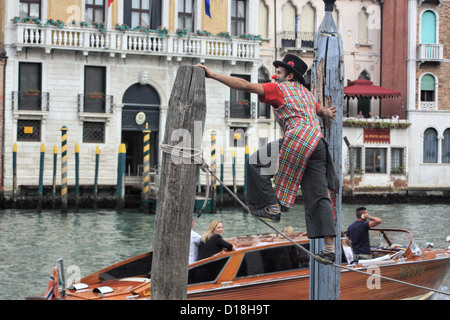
xmin=419 ymin=101 xmax=437 ymax=110
xmin=418 ymin=43 xmax=444 ymax=62
xmin=13 ymin=23 xmax=260 ymax=60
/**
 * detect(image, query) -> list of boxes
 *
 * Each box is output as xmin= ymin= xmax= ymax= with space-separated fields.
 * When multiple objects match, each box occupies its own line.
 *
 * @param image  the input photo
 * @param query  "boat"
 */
xmin=27 ymin=228 xmax=449 ymax=300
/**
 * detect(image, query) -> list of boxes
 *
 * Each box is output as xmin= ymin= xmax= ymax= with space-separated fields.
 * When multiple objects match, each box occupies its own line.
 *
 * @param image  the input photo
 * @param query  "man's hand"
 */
xmin=317 ymin=105 xmax=337 ymax=120
xmin=327 ymin=105 xmax=337 ymax=120
xmin=195 ymin=63 xmax=213 ymax=78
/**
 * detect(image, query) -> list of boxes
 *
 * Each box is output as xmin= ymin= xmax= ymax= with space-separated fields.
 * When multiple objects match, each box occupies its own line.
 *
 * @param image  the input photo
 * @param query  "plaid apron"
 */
xmin=273 ymin=82 xmax=322 ymax=208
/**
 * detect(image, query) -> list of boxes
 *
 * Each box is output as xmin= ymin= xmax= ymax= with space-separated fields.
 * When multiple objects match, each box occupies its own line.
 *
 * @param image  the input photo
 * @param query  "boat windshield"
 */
xmin=368 ymin=229 xmax=417 ymax=254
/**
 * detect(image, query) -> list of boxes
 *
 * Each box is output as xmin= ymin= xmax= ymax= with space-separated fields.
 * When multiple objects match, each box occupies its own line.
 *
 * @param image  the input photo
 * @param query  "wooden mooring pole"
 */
xmin=151 ymin=66 xmax=206 ymax=300
xmin=61 ymin=126 xmax=68 ymax=214
xmin=309 ymin=0 xmax=344 ymax=300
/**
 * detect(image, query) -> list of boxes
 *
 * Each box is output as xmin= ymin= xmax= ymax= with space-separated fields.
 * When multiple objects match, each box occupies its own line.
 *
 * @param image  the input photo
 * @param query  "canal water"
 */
xmin=0 ymin=203 xmax=448 ymax=300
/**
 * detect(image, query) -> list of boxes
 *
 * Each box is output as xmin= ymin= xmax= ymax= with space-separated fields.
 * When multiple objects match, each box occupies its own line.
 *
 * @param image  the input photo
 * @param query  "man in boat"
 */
xmin=346 ymin=207 xmax=382 ymax=260
xmin=189 ymin=219 xmax=201 ymax=264
xmin=195 ymin=54 xmax=339 ymax=264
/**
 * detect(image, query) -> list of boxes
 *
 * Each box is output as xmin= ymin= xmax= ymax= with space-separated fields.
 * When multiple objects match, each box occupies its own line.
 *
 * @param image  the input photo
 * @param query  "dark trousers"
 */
xmin=246 ymin=138 xmax=336 ymax=238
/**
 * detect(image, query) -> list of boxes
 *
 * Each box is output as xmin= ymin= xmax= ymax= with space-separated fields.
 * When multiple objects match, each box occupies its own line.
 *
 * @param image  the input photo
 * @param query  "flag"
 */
xmin=205 ymin=0 xmax=211 ymax=18
xmin=108 ymin=0 xmax=114 ymax=7
xmin=44 ymin=266 xmax=59 ymax=300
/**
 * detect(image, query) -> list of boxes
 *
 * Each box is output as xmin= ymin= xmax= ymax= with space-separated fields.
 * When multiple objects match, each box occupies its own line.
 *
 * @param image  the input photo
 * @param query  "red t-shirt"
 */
xmin=259 ymin=82 xmax=320 ymax=112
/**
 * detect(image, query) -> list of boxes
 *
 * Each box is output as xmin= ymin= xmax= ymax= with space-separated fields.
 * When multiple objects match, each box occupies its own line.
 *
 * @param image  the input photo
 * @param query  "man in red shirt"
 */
xmin=196 ymin=54 xmax=338 ymax=264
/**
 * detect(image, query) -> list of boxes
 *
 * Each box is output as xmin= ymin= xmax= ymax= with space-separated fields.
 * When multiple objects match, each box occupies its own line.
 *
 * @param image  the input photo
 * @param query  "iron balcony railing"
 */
xmin=12 ymin=91 xmax=49 ymax=111
xmin=78 ymin=94 xmax=114 ymax=114
xmin=13 ymin=23 xmax=260 ymax=61
xmin=225 ymin=101 xmax=256 ymax=119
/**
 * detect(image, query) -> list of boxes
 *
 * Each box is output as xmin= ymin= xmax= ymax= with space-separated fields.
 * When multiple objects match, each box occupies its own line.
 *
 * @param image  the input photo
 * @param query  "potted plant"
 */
xmin=25 ymin=89 xmax=40 ymax=96
xmin=176 ymin=28 xmax=188 ymax=37
xmin=156 ymin=26 xmax=169 ymax=37
xmin=237 ymin=99 xmax=249 ymax=105
xmin=89 ymin=92 xmax=103 ymax=99
xmin=216 ymin=32 xmax=231 ymax=39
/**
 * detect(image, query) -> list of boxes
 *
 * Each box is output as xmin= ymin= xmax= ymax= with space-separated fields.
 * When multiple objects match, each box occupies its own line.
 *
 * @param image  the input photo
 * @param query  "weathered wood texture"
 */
xmin=151 ymin=66 xmax=206 ymax=300
xmin=310 ymin=5 xmax=344 ymax=300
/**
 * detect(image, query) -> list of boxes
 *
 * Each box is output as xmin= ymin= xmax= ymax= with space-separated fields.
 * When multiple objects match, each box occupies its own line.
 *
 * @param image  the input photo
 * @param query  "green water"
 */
xmin=0 ymin=203 xmax=449 ymax=300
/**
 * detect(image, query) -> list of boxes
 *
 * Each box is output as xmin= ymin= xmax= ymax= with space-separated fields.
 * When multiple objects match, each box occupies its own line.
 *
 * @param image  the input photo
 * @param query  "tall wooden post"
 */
xmin=116 ymin=143 xmax=126 ymax=213
xmin=52 ymin=146 xmax=57 ymax=208
xmin=61 ymin=126 xmax=68 ymax=214
xmin=151 ymin=66 xmax=206 ymax=300
xmin=37 ymin=143 xmax=45 ymax=213
xmin=12 ymin=143 xmax=17 ymax=206
xmin=74 ymin=144 xmax=80 ymax=212
xmin=93 ymin=146 xmax=100 ymax=209
xmin=310 ymin=0 xmax=344 ymax=300
xmin=141 ymin=123 xmax=151 ymax=213
xmin=210 ymin=128 xmax=216 ymax=212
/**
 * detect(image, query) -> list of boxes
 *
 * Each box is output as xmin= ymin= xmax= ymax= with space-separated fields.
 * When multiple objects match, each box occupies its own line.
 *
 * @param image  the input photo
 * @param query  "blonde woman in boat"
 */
xmin=198 ymin=220 xmax=235 ymax=260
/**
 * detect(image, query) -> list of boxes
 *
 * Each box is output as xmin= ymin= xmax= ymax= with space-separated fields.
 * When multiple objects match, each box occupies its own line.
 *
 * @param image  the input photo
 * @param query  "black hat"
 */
xmin=273 ymin=54 xmax=308 ymax=83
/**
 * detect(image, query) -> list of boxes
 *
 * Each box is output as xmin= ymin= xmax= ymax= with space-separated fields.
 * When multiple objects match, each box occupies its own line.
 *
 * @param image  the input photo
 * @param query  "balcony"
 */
xmin=418 ymin=43 xmax=444 ymax=63
xmin=78 ymin=93 xmax=114 ymax=122
xmin=225 ymin=101 xmax=256 ymax=120
xmin=12 ymin=23 xmax=260 ymax=62
xmin=11 ymin=91 xmax=49 ymax=120
xmin=279 ymin=31 xmax=314 ymax=50
xmin=12 ymin=91 xmax=49 ymax=111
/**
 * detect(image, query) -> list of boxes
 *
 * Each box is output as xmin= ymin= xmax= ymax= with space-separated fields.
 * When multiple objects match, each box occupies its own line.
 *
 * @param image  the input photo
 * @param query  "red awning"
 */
xmin=344 ymin=79 xmax=401 ymax=99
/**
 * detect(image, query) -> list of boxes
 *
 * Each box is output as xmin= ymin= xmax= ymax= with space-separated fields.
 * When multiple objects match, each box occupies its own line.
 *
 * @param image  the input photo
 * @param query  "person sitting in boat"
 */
xmin=193 ymin=220 xmax=235 ymax=283
xmin=198 ymin=220 xmax=235 ymax=260
xmin=282 ymin=226 xmax=295 ymax=236
xmin=189 ymin=219 xmax=201 ymax=264
xmin=341 ymin=232 xmax=355 ymax=264
xmin=346 ymin=207 xmax=382 ymax=260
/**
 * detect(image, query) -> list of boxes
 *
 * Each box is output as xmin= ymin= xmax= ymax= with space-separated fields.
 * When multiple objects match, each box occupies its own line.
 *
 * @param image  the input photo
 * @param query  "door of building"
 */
xmin=121 ymin=83 xmax=160 ymax=176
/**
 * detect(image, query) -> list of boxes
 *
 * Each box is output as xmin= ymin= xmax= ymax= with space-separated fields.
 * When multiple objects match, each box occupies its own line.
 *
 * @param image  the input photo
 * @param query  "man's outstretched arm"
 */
xmin=195 ymin=64 xmax=265 ymax=96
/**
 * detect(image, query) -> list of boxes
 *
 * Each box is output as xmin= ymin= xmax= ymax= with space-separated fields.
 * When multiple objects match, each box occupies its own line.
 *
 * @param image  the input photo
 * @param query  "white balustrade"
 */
xmin=13 ymin=23 xmax=260 ymax=61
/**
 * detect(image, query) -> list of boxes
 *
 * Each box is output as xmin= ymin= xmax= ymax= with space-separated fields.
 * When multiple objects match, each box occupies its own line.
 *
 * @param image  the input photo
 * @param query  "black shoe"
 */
xmin=315 ymin=251 xmax=335 ymax=265
xmin=249 ymin=204 xmax=281 ymax=223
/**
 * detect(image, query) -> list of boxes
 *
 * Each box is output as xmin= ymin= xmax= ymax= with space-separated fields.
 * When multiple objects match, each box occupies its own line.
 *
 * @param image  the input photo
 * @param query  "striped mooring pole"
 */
xmin=61 ymin=126 xmax=68 ymax=213
xmin=37 ymin=143 xmax=45 ymax=213
xmin=210 ymin=128 xmax=216 ymax=212
xmin=141 ymin=123 xmax=151 ymax=213
xmin=116 ymin=143 xmax=126 ymax=213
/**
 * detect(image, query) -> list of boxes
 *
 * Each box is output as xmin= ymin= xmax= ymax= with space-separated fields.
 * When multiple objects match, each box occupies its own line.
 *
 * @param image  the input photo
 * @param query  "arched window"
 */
xmin=281 ymin=1 xmax=296 ymax=47
xmin=420 ymin=74 xmax=436 ymax=110
xmin=358 ymin=8 xmax=369 ymax=45
xmin=300 ymin=2 xmax=315 ymax=48
xmin=258 ymin=1 xmax=269 ymax=39
xmin=421 ymin=10 xmax=436 ymax=44
xmin=423 ymin=128 xmax=438 ymax=163
xmin=442 ymin=129 xmax=450 ymax=164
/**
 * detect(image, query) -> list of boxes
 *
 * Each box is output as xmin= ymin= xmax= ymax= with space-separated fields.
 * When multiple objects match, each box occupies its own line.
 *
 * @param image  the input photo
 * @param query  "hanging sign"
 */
xmin=364 ymin=128 xmax=390 ymax=144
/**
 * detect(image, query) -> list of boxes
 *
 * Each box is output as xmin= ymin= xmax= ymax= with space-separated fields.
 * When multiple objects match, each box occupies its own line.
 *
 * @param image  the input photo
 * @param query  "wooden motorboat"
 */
xmin=27 ymin=228 xmax=449 ymax=300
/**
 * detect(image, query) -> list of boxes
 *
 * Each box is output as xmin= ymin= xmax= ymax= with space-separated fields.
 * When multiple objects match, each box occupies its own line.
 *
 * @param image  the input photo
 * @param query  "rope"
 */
xmin=160 ymin=143 xmax=450 ymax=298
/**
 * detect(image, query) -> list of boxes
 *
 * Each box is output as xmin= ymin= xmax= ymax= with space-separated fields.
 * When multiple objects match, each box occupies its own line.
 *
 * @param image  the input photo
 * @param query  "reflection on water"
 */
xmin=0 ymin=204 xmax=448 ymax=300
